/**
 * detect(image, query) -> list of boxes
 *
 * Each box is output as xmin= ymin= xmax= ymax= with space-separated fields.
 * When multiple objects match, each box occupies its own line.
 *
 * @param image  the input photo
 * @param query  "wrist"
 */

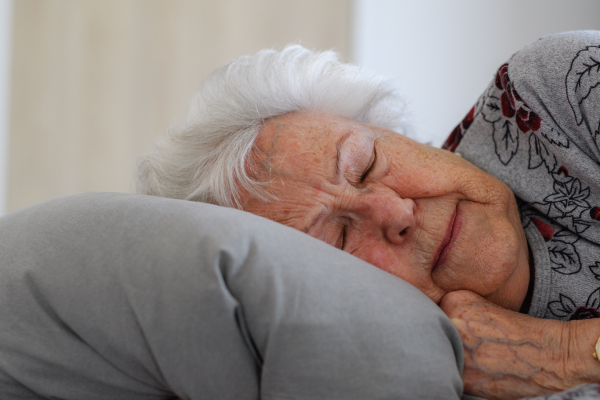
xmin=563 ymin=319 xmax=600 ymax=386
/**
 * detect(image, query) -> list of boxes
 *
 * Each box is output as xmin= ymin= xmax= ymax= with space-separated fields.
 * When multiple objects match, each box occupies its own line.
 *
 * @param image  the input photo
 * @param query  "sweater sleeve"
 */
xmin=444 ymin=31 xmax=600 ymax=320
xmin=446 ymin=30 xmax=600 ymax=246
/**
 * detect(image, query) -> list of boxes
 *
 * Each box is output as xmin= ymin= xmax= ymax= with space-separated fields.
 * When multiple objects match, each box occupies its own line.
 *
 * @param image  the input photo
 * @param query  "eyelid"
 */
xmin=360 ymin=145 xmax=377 ymax=183
xmin=340 ymin=225 xmax=347 ymax=250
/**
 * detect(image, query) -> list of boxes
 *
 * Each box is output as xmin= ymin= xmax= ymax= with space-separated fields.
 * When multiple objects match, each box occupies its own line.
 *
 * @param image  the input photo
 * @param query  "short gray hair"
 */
xmin=135 ymin=44 xmax=409 ymax=208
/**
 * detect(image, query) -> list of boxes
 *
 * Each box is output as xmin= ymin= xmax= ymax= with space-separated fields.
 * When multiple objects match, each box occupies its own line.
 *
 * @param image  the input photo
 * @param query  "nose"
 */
xmin=356 ymin=192 xmax=416 ymax=245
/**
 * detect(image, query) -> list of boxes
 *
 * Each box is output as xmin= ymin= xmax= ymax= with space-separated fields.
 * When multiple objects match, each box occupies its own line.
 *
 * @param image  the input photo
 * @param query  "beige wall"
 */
xmin=8 ymin=0 xmax=351 ymax=211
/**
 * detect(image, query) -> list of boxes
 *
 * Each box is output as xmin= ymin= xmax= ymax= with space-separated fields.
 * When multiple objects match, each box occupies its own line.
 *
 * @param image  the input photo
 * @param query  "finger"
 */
xmin=440 ymin=290 xmax=489 ymax=314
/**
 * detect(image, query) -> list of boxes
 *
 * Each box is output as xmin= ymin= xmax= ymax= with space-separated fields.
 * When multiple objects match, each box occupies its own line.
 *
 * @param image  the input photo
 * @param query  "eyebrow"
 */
xmin=302 ymin=208 xmax=328 ymax=234
xmin=335 ymin=130 xmax=354 ymax=179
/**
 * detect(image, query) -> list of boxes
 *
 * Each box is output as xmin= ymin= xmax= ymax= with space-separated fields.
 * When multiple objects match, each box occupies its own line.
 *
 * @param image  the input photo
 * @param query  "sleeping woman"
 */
xmin=136 ymin=31 xmax=600 ymax=400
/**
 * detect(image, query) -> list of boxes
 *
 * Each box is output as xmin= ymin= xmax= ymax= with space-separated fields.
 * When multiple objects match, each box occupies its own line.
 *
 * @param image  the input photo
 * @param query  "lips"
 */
xmin=433 ymin=203 xmax=462 ymax=270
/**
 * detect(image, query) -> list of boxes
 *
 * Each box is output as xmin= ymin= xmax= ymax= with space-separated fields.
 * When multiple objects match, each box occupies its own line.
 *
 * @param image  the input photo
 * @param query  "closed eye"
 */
xmin=360 ymin=147 xmax=377 ymax=183
xmin=333 ymin=219 xmax=348 ymax=250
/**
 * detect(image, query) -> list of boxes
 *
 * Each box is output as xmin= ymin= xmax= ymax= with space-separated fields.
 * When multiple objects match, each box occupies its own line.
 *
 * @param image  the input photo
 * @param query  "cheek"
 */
xmin=382 ymin=155 xmax=467 ymax=200
xmin=390 ymin=142 xmax=512 ymax=206
xmin=351 ymin=238 xmax=447 ymax=304
xmin=350 ymin=238 xmax=394 ymax=272
xmin=351 ymin=239 xmax=422 ymax=286
xmin=433 ymin=203 xmax=524 ymax=295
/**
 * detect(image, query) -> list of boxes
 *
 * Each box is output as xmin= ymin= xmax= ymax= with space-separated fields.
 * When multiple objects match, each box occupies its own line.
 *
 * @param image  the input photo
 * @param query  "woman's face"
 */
xmin=242 ymin=112 xmax=530 ymax=311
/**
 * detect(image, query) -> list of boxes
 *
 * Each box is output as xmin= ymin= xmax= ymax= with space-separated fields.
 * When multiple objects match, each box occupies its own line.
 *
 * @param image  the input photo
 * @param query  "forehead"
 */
xmin=251 ymin=111 xmax=373 ymax=181
xmin=243 ymin=112 xmax=376 ymax=227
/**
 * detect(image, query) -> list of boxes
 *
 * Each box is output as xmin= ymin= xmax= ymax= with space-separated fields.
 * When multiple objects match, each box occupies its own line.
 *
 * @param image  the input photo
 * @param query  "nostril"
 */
xmin=399 ymin=228 xmax=407 ymax=236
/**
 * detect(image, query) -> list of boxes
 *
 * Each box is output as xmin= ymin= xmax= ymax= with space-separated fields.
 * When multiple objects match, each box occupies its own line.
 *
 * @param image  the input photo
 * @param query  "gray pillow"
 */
xmin=0 ymin=193 xmax=464 ymax=399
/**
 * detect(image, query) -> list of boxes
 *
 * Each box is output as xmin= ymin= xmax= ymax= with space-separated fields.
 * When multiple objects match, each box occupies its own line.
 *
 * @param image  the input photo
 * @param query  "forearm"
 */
xmin=442 ymin=290 xmax=600 ymax=400
xmin=452 ymin=308 xmax=566 ymax=398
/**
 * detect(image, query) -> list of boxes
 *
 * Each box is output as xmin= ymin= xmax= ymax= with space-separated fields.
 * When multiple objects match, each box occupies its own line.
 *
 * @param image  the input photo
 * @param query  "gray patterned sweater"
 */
xmin=444 ymin=31 xmax=600 ymax=321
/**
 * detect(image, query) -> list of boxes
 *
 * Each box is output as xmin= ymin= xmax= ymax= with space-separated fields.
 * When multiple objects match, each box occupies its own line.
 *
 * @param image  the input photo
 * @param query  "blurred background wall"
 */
xmin=0 ymin=0 xmax=11 ymax=215
xmin=1 ymin=0 xmax=600 ymax=214
xmin=5 ymin=0 xmax=350 ymax=213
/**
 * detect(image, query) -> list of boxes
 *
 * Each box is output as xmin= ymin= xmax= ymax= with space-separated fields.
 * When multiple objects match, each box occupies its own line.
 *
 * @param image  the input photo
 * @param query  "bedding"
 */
xmin=0 ymin=193 xmax=464 ymax=399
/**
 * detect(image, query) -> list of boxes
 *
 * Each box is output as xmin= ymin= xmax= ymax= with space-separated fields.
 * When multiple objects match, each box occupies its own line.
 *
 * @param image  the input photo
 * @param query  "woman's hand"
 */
xmin=440 ymin=290 xmax=600 ymax=400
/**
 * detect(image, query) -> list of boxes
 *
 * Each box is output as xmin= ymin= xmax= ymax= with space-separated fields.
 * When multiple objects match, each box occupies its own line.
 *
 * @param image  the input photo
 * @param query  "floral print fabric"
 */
xmin=443 ymin=31 xmax=600 ymax=321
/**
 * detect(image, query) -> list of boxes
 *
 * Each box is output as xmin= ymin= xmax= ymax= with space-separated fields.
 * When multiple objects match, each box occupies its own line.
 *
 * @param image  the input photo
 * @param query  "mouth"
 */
xmin=432 ymin=203 xmax=462 ymax=270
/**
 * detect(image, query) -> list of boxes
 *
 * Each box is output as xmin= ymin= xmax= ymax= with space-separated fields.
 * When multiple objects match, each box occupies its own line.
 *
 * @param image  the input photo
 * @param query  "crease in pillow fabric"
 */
xmin=0 ymin=193 xmax=464 ymax=400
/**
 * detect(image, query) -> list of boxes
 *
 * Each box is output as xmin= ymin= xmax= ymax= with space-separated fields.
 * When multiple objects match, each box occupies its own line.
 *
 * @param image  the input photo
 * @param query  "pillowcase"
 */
xmin=0 ymin=192 xmax=464 ymax=399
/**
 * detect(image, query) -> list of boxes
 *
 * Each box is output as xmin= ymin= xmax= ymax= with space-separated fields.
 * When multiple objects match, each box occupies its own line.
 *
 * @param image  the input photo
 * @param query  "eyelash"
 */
xmin=360 ymin=147 xmax=377 ymax=183
xmin=340 ymin=146 xmax=377 ymax=249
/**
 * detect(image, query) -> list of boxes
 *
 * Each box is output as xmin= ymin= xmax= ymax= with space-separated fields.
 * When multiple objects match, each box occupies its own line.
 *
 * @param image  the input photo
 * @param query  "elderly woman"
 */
xmin=137 ymin=31 xmax=600 ymax=399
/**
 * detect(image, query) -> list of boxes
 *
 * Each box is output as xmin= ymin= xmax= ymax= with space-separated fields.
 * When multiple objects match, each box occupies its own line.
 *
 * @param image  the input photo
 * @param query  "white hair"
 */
xmin=135 ymin=44 xmax=409 ymax=208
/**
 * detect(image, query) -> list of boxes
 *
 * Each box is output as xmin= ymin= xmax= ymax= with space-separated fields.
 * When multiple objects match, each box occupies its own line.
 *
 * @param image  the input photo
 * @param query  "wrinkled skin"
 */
xmin=441 ymin=290 xmax=600 ymax=400
xmin=242 ymin=111 xmax=530 ymax=311
xmin=239 ymin=111 xmax=600 ymax=399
